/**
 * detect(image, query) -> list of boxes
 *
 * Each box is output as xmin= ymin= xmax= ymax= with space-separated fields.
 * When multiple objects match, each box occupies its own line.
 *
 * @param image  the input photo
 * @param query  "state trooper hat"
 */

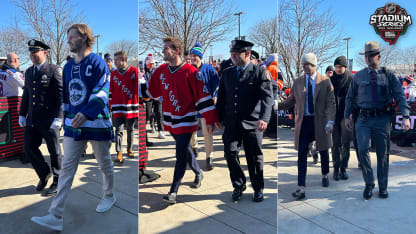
xmin=230 ymin=39 xmax=254 ymax=52
xmin=28 ymin=39 xmax=50 ymax=52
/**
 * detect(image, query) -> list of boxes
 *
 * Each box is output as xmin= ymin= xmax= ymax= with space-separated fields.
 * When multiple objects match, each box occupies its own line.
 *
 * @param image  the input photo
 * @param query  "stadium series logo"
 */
xmin=369 ymin=3 xmax=412 ymax=45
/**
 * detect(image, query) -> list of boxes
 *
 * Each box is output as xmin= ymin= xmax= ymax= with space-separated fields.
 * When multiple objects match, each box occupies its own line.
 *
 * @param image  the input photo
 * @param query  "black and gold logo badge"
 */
xmin=369 ymin=3 xmax=412 ymax=45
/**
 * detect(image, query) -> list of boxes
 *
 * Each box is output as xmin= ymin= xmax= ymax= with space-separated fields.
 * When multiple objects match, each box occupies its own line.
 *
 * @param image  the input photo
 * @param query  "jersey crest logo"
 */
xmin=68 ymin=78 xmax=87 ymax=106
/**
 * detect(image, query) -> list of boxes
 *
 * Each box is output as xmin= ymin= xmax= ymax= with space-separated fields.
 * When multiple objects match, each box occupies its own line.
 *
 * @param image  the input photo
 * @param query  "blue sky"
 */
xmin=320 ymin=0 xmax=416 ymax=71
xmin=2 ymin=0 xmax=137 ymax=55
xmin=139 ymin=0 xmax=278 ymax=62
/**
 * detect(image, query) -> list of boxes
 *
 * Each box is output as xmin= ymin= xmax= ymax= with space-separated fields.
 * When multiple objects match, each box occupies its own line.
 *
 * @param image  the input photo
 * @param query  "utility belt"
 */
xmin=359 ymin=108 xmax=389 ymax=117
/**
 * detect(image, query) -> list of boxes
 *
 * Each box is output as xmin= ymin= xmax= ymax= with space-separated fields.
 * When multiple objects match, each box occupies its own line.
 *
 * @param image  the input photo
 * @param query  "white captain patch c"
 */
xmin=69 ymin=78 xmax=87 ymax=106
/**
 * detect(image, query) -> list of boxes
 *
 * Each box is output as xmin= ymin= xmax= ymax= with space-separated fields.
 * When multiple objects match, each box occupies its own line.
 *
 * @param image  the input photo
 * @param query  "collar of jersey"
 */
xmin=168 ymin=62 xmax=185 ymax=74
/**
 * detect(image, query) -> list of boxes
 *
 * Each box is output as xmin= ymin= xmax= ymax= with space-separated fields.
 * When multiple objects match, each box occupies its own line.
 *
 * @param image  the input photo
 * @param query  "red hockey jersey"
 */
xmin=147 ymin=63 xmax=218 ymax=134
xmin=109 ymin=66 xmax=139 ymax=119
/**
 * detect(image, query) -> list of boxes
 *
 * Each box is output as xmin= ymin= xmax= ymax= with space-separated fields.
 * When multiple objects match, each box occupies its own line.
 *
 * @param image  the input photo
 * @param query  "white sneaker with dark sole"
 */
xmin=31 ymin=213 xmax=63 ymax=231
xmin=96 ymin=195 xmax=116 ymax=213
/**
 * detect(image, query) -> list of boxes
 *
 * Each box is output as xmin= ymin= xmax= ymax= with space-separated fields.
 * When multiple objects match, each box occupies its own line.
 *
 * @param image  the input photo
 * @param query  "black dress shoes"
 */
xmin=191 ymin=173 xmax=203 ymax=188
xmin=163 ymin=192 xmax=177 ymax=204
xmin=340 ymin=169 xmax=349 ymax=180
xmin=206 ymin=157 xmax=214 ymax=171
xmin=312 ymin=153 xmax=318 ymax=164
xmin=292 ymin=189 xmax=305 ymax=200
xmin=253 ymin=191 xmax=264 ymax=202
xmin=333 ymin=168 xmax=340 ymax=181
xmin=36 ymin=173 xmax=51 ymax=191
xmin=42 ymin=182 xmax=58 ymax=197
xmin=379 ymin=189 xmax=389 ymax=198
xmin=322 ymin=177 xmax=329 ymax=187
xmin=363 ymin=184 xmax=375 ymax=200
xmin=232 ymin=184 xmax=247 ymax=202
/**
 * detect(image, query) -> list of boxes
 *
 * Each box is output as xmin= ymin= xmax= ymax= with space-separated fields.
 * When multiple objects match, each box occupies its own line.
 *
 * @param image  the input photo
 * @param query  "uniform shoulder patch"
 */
xmin=57 ymin=67 xmax=63 ymax=77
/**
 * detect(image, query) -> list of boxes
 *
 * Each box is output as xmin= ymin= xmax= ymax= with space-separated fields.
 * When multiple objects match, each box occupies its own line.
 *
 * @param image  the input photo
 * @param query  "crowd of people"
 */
xmin=279 ymin=41 xmax=412 ymax=201
xmin=139 ymin=37 xmax=280 ymax=204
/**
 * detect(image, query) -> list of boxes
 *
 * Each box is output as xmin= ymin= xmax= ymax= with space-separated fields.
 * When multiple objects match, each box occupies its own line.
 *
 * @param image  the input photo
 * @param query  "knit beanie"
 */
xmin=190 ymin=42 xmax=203 ymax=59
xmin=145 ymin=54 xmax=154 ymax=64
xmin=334 ymin=56 xmax=347 ymax=67
xmin=325 ymin=65 xmax=334 ymax=72
xmin=301 ymin=53 xmax=317 ymax=66
xmin=267 ymin=53 xmax=278 ymax=66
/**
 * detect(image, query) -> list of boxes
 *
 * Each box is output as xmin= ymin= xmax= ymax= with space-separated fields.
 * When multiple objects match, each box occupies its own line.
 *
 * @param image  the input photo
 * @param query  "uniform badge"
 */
xmin=57 ymin=67 xmax=63 ymax=77
xmin=30 ymin=39 xmax=35 ymax=46
xmin=41 ymin=74 xmax=48 ymax=84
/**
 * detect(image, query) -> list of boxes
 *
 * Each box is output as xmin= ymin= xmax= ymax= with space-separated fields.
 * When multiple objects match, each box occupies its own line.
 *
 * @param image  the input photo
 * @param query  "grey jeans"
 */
xmin=113 ymin=117 xmax=136 ymax=152
xmin=49 ymin=137 xmax=114 ymax=217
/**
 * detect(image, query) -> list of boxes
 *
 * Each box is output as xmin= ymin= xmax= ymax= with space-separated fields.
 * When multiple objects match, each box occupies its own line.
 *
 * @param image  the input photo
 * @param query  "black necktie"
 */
xmin=370 ymin=70 xmax=377 ymax=104
xmin=34 ymin=66 xmax=38 ymax=77
xmin=308 ymin=76 xmax=314 ymax=114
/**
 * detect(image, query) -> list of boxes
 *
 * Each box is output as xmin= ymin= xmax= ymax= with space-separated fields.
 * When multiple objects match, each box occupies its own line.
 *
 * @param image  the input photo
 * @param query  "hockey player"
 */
xmin=110 ymin=50 xmax=139 ymax=163
xmin=147 ymin=36 xmax=218 ymax=204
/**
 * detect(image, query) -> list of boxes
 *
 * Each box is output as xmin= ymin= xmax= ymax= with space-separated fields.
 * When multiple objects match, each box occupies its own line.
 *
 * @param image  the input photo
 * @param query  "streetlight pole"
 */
xmin=343 ymin=37 xmax=351 ymax=69
xmin=94 ymin=35 xmax=101 ymax=55
xmin=234 ymin=12 xmax=244 ymax=40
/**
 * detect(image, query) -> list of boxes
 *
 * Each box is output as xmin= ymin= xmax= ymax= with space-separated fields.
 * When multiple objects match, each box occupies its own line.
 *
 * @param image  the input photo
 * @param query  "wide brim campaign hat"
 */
xmin=230 ymin=39 xmax=254 ymax=52
xmin=28 ymin=39 xmax=50 ymax=52
xmin=359 ymin=41 xmax=383 ymax=55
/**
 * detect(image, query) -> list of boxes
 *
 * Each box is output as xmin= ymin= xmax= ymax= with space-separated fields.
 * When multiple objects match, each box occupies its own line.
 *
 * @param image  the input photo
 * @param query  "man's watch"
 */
xmin=403 ymin=115 xmax=410 ymax=119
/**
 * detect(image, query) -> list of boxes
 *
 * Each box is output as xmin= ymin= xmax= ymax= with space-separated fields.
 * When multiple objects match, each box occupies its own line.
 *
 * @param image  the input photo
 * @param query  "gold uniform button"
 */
xmin=33 ymin=95 xmax=35 ymax=98
xmin=32 ymin=102 xmax=35 ymax=105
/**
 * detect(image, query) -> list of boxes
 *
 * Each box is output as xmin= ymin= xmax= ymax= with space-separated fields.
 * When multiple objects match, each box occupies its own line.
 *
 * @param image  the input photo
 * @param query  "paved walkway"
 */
xmin=139 ymin=127 xmax=277 ymax=234
xmin=0 ymin=131 xmax=138 ymax=234
xmin=278 ymin=126 xmax=416 ymax=234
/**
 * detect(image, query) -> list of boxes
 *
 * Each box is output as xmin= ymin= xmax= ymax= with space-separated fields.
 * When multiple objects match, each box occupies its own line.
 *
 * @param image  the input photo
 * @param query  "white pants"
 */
xmin=189 ymin=118 xmax=214 ymax=159
xmin=49 ymin=137 xmax=114 ymax=217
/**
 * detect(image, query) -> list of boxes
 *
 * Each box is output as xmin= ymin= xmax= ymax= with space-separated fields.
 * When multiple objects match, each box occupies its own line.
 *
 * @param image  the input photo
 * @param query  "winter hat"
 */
xmin=190 ymin=42 xmax=203 ymax=59
xmin=301 ymin=53 xmax=317 ymax=66
xmin=325 ymin=65 xmax=334 ymax=72
xmin=145 ymin=54 xmax=155 ymax=64
xmin=104 ymin=53 xmax=112 ymax=61
xmin=334 ymin=56 xmax=347 ymax=68
xmin=267 ymin=53 xmax=278 ymax=66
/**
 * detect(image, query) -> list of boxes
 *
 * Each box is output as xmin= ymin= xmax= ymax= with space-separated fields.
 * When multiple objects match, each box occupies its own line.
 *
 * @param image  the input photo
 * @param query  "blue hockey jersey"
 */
xmin=62 ymin=53 xmax=113 ymax=141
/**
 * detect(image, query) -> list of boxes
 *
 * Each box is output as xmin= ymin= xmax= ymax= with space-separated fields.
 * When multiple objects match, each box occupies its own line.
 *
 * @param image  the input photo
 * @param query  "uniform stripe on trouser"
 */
xmin=49 ymin=137 xmax=114 ymax=217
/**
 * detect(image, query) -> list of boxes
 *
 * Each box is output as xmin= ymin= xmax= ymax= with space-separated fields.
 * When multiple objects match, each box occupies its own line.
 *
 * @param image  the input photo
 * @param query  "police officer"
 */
xmin=19 ymin=39 xmax=63 ymax=196
xmin=345 ymin=41 xmax=410 ymax=200
xmin=216 ymin=39 xmax=273 ymax=202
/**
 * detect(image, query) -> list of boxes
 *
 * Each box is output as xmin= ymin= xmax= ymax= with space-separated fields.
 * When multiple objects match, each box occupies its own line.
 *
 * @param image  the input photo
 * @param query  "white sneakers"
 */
xmin=158 ymin=131 xmax=166 ymax=139
xmin=96 ymin=195 xmax=117 ymax=213
xmin=31 ymin=213 xmax=63 ymax=231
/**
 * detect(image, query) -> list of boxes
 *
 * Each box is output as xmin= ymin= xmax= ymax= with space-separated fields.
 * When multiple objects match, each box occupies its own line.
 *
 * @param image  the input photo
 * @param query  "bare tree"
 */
xmin=0 ymin=26 xmax=31 ymax=68
xmin=249 ymin=17 xmax=278 ymax=55
xmin=13 ymin=0 xmax=83 ymax=65
xmin=278 ymin=0 xmax=344 ymax=87
xmin=139 ymin=0 xmax=236 ymax=56
xmin=105 ymin=40 xmax=139 ymax=67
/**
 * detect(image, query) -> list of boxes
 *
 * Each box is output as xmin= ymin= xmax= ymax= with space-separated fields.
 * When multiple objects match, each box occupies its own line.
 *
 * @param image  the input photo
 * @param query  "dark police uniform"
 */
xmin=19 ymin=39 xmax=63 ymax=192
xmin=216 ymin=39 xmax=273 ymax=202
xmin=345 ymin=41 xmax=410 ymax=198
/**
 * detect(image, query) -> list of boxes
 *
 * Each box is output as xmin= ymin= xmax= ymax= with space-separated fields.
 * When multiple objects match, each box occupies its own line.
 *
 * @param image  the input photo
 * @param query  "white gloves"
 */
xmin=50 ymin=118 xmax=63 ymax=130
xmin=18 ymin=116 xmax=26 ymax=127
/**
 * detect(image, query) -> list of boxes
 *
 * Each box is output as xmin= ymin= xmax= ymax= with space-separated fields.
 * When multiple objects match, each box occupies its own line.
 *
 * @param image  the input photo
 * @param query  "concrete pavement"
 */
xmin=278 ymin=126 xmax=416 ymax=234
xmin=139 ymin=127 xmax=277 ymax=234
xmin=0 ymin=131 xmax=138 ymax=234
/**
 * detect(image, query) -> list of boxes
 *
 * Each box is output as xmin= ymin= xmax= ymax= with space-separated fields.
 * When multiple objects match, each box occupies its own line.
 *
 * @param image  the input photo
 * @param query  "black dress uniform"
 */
xmin=216 ymin=39 xmax=273 ymax=202
xmin=19 ymin=39 xmax=63 ymax=193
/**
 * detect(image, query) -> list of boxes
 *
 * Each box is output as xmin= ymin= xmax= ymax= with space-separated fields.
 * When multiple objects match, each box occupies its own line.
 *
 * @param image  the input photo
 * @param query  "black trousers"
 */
xmin=151 ymin=100 xmax=164 ymax=132
xmin=298 ymin=116 xmax=329 ymax=187
xmin=223 ymin=126 xmax=264 ymax=192
xmin=24 ymin=126 xmax=61 ymax=181
xmin=169 ymin=133 xmax=201 ymax=193
xmin=332 ymin=119 xmax=352 ymax=170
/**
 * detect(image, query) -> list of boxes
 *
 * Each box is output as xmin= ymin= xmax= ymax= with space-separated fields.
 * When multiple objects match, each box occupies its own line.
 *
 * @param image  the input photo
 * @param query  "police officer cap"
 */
xmin=251 ymin=50 xmax=259 ymax=60
xmin=28 ymin=39 xmax=50 ymax=52
xmin=230 ymin=39 xmax=254 ymax=52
